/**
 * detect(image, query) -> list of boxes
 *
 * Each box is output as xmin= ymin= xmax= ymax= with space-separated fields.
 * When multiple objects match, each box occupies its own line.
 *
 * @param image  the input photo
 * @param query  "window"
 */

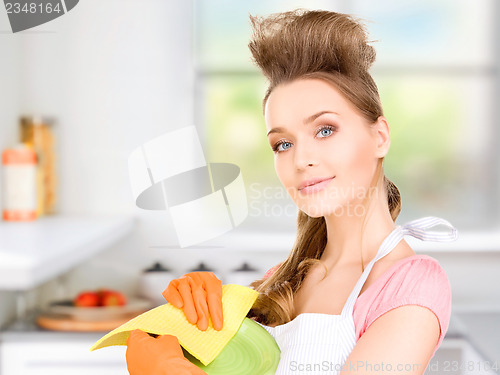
xmin=194 ymin=0 xmax=499 ymax=232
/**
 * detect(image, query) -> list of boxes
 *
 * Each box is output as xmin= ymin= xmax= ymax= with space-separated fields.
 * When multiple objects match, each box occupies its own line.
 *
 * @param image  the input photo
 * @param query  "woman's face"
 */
xmin=264 ymin=78 xmax=389 ymax=218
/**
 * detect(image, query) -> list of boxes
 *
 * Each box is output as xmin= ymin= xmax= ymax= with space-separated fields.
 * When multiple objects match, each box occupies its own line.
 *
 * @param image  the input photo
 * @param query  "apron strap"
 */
xmin=373 ymin=216 xmax=459 ymax=264
xmin=341 ymin=216 xmax=458 ymax=318
xmin=400 ymin=216 xmax=458 ymax=242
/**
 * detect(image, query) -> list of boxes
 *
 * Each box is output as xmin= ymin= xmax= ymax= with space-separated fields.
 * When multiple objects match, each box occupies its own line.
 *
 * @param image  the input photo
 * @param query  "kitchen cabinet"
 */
xmin=454 ymin=311 xmax=500 ymax=373
xmin=422 ymin=311 xmax=500 ymax=375
xmin=0 ymin=215 xmax=135 ymax=290
xmin=0 ymin=331 xmax=127 ymax=375
xmin=0 ymin=312 xmax=498 ymax=375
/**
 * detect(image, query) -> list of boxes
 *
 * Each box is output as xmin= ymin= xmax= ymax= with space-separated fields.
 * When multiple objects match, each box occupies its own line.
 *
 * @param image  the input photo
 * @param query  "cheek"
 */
xmin=345 ymin=138 xmax=377 ymax=187
xmin=332 ymin=133 xmax=373 ymax=177
xmin=274 ymin=158 xmax=290 ymax=186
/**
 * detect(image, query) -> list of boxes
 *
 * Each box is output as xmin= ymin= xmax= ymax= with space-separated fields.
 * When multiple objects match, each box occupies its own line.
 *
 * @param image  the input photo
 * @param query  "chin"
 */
xmin=297 ymin=195 xmax=357 ymax=218
xmin=297 ymin=200 xmax=338 ymax=218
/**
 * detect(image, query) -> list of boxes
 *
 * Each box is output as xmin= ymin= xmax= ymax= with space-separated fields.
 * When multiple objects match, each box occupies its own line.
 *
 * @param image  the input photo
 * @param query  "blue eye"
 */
xmin=317 ymin=125 xmax=335 ymax=138
xmin=273 ymin=141 xmax=292 ymax=153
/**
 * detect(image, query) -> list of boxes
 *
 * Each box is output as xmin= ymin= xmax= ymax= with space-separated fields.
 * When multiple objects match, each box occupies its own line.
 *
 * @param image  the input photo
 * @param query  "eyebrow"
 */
xmin=267 ymin=111 xmax=339 ymax=136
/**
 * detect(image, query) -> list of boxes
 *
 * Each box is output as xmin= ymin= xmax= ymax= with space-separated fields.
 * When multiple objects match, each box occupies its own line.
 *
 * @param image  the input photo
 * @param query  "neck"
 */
xmin=320 ymin=184 xmax=395 ymax=272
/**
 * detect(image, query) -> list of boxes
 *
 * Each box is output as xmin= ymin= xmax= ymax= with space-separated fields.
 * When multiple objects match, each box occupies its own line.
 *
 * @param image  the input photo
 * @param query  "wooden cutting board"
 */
xmin=36 ymin=313 xmax=140 ymax=332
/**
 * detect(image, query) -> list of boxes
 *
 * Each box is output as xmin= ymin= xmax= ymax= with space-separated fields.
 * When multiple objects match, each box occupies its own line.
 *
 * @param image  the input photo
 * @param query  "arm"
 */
xmin=341 ymin=258 xmax=451 ymax=375
xmin=340 ymin=305 xmax=440 ymax=375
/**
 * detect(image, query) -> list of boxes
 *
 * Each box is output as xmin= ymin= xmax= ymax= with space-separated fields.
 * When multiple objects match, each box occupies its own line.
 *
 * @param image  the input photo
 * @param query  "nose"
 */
xmin=294 ymin=141 xmax=318 ymax=170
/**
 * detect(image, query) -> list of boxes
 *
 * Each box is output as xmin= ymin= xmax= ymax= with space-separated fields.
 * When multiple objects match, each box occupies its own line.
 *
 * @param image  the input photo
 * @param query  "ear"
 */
xmin=373 ymin=116 xmax=390 ymax=158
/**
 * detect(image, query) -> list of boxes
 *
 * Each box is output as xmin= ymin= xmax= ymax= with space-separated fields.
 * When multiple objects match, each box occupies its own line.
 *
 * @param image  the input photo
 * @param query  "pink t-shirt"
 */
xmin=262 ymin=254 xmax=451 ymax=358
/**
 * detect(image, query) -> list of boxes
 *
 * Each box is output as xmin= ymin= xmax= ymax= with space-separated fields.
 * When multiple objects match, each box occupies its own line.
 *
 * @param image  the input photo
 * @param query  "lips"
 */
xmin=298 ymin=177 xmax=335 ymax=191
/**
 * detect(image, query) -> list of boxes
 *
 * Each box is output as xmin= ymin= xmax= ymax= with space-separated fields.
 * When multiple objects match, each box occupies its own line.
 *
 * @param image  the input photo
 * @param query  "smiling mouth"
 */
xmin=299 ymin=177 xmax=335 ymax=194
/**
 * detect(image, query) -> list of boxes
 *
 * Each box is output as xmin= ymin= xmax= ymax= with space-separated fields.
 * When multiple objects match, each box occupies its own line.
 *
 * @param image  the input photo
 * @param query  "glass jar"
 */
xmin=19 ymin=116 xmax=57 ymax=216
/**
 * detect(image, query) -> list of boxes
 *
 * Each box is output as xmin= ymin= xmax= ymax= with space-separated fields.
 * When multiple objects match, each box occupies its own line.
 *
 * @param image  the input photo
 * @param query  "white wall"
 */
xmin=0 ymin=0 xmax=198 ymax=327
xmin=16 ymin=0 xmax=194 ymax=216
xmin=0 ymin=6 xmax=21 ymax=171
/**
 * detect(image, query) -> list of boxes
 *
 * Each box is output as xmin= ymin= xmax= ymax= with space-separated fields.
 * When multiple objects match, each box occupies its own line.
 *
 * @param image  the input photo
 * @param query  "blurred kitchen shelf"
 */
xmin=150 ymin=227 xmax=500 ymax=253
xmin=0 ymin=215 xmax=135 ymax=291
xmin=404 ymin=229 xmax=500 ymax=253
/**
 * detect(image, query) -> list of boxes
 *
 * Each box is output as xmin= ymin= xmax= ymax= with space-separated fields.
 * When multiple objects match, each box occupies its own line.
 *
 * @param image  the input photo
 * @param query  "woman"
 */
xmin=126 ymin=9 xmax=457 ymax=375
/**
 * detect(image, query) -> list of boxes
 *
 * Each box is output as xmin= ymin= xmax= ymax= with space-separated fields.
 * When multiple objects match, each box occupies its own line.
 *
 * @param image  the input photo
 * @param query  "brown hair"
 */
xmin=246 ymin=9 xmax=402 ymax=326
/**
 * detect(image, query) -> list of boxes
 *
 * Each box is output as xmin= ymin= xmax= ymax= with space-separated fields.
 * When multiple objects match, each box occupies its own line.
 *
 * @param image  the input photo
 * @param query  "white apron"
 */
xmin=256 ymin=216 xmax=458 ymax=375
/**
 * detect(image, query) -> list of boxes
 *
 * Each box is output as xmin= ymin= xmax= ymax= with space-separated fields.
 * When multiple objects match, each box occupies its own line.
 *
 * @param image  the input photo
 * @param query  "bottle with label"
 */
xmin=1 ymin=144 xmax=38 ymax=221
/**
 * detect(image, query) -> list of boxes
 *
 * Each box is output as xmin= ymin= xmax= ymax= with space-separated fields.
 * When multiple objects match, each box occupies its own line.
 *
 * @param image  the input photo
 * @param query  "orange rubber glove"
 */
xmin=162 ymin=271 xmax=223 ymax=331
xmin=126 ymin=329 xmax=207 ymax=375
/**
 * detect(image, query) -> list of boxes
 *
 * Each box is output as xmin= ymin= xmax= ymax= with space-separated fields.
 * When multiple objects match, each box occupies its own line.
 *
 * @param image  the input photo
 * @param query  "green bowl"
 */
xmin=182 ymin=318 xmax=280 ymax=375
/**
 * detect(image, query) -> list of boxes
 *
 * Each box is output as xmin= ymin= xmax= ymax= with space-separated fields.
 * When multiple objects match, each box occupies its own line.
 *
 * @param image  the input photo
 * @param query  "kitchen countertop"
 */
xmin=0 ymin=310 xmax=108 ymax=342
xmin=1 ymin=310 xmax=498 ymax=373
xmin=0 ymin=215 xmax=135 ymax=290
xmin=0 ymin=310 xmax=494 ymax=348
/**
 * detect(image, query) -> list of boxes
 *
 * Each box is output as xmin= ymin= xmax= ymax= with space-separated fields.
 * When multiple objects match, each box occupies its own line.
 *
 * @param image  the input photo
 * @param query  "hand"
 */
xmin=126 ymin=329 xmax=207 ymax=375
xmin=162 ymin=272 xmax=223 ymax=331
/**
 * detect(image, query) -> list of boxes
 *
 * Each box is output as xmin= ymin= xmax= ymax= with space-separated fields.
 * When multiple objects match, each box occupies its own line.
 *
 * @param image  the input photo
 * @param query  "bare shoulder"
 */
xmin=341 ymin=304 xmax=440 ymax=374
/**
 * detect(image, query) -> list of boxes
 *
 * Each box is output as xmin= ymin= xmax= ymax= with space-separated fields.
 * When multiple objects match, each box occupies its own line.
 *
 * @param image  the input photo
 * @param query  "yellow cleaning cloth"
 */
xmin=90 ymin=284 xmax=259 ymax=366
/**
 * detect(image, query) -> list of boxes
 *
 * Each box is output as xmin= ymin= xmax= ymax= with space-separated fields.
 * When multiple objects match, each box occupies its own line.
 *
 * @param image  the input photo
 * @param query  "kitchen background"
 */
xmin=0 ymin=0 xmax=499 ymax=374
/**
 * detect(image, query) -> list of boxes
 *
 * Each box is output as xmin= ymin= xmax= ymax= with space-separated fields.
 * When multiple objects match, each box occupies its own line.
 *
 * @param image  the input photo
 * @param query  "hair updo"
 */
xmin=249 ymin=9 xmax=375 ymax=79
xmin=246 ymin=9 xmax=402 ymax=327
